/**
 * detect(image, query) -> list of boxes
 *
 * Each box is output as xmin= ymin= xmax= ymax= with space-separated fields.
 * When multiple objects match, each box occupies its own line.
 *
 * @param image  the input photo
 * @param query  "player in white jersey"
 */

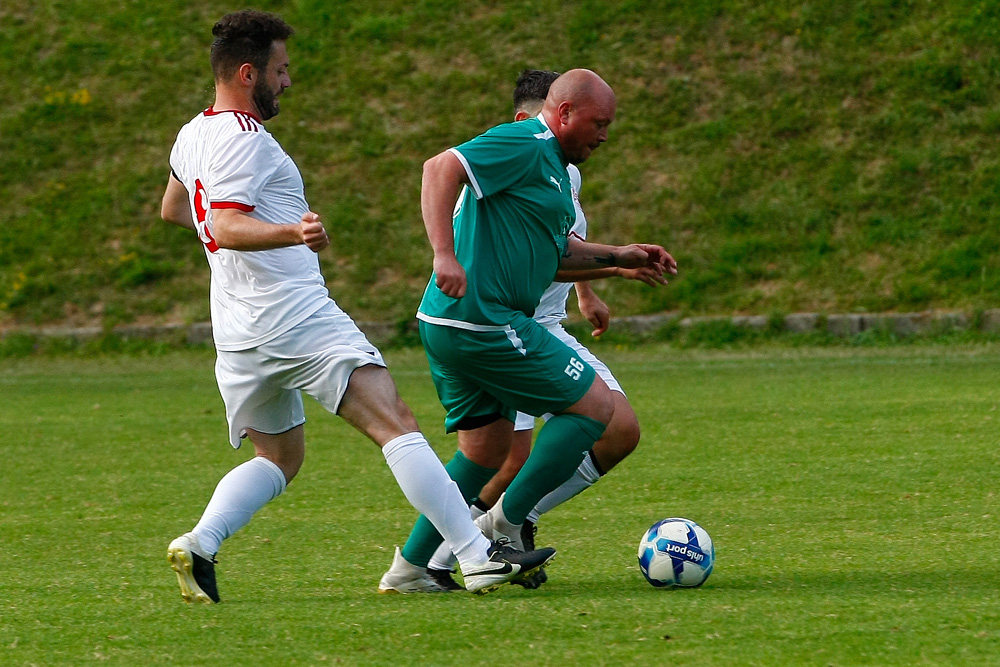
xmin=426 ymin=70 xmax=667 ymax=589
xmin=159 ymin=10 xmax=553 ymax=603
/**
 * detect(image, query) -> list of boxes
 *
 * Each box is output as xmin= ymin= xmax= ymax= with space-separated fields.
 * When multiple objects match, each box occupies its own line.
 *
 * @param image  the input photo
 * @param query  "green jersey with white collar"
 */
xmin=417 ymin=115 xmax=576 ymax=327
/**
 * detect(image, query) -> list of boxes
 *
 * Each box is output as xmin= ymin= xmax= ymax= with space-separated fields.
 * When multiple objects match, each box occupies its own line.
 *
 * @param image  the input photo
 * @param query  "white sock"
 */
xmin=381 ymin=433 xmax=491 ymax=571
xmin=526 ymin=451 xmax=601 ymax=524
xmin=427 ymin=504 xmax=488 ymax=571
xmin=192 ymin=456 xmax=287 ymax=556
xmin=428 ymin=536 xmax=458 ymax=571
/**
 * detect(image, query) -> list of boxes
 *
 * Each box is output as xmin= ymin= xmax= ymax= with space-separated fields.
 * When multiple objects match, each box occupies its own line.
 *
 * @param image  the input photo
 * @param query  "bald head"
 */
xmin=542 ymin=69 xmax=616 ymax=164
xmin=545 ymin=69 xmax=615 ymax=109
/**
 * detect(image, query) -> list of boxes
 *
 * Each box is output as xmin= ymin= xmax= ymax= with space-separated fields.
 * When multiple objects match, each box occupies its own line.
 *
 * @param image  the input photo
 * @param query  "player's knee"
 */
xmin=249 ymin=427 xmax=305 ymax=482
xmin=592 ymin=391 xmax=616 ymax=426
xmin=364 ymin=395 xmax=421 ymax=442
xmin=604 ymin=393 xmax=639 ymax=456
xmin=609 ymin=415 xmax=640 ymax=456
xmin=385 ymin=396 xmax=420 ymax=432
xmin=279 ymin=457 xmax=303 ymax=482
xmin=258 ymin=450 xmax=303 ymax=483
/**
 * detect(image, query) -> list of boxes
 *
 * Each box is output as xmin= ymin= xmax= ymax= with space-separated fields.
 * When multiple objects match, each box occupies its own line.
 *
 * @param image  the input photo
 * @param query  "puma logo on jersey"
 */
xmin=549 ymin=176 xmax=563 ymax=192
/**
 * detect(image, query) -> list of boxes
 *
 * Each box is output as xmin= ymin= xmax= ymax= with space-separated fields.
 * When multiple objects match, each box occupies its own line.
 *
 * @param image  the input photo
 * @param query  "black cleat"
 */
xmin=168 ymin=532 xmax=220 ymax=603
xmin=514 ymin=520 xmax=548 ymax=589
xmin=427 ymin=567 xmax=465 ymax=591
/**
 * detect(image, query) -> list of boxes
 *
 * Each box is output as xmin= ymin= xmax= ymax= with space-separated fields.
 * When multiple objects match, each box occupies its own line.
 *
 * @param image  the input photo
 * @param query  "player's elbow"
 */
xmin=422 ymin=150 xmax=465 ymax=187
xmin=160 ymin=200 xmax=178 ymax=224
xmin=422 ymin=152 xmax=447 ymax=181
xmin=160 ymin=199 xmax=187 ymax=227
xmin=211 ymin=218 xmax=238 ymax=248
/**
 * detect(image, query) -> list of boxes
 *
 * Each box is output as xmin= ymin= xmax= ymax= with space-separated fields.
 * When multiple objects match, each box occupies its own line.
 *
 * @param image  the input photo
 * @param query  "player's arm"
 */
xmin=421 ymin=150 xmax=470 ymax=298
xmin=555 ymin=265 xmax=669 ymax=286
xmin=212 ymin=208 xmax=329 ymax=253
xmin=161 ymin=173 xmax=196 ymax=231
xmin=554 ymin=267 xmax=618 ymax=282
xmin=561 ymin=236 xmax=678 ymax=277
xmin=574 ymin=280 xmax=613 ymax=337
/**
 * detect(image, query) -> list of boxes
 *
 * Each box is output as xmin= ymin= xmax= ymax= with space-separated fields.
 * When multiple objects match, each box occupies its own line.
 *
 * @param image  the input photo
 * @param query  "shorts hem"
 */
xmin=231 ymin=418 xmax=307 ymax=449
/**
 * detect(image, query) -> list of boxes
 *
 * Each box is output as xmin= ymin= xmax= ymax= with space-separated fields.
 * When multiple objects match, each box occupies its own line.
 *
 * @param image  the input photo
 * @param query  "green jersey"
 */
xmin=417 ymin=115 xmax=576 ymax=327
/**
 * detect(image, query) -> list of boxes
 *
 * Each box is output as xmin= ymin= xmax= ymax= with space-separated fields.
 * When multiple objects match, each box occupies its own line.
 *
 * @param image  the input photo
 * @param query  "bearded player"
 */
xmin=159 ymin=10 xmax=553 ymax=602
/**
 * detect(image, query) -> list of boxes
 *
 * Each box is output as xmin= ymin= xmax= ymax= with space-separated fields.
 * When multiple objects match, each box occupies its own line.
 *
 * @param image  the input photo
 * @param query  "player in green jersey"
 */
xmin=424 ymin=69 xmax=670 ymax=590
xmin=379 ymin=69 xmax=677 ymax=591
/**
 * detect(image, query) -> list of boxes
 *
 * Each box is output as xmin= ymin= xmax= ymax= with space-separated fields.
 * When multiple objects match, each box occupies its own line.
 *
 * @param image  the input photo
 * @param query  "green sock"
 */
xmin=502 ymin=413 xmax=606 ymax=524
xmin=400 ymin=450 xmax=497 ymax=567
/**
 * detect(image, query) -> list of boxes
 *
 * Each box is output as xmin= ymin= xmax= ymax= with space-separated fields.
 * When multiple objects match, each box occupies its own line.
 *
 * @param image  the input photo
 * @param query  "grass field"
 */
xmin=3 ymin=344 xmax=1000 ymax=665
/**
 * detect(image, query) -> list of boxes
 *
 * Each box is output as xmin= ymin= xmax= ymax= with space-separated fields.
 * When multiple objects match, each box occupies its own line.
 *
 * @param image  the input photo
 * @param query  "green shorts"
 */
xmin=418 ymin=313 xmax=596 ymax=432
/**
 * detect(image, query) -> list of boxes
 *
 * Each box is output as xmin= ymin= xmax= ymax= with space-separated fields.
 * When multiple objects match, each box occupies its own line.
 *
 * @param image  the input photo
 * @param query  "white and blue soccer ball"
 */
xmin=637 ymin=517 xmax=715 ymax=588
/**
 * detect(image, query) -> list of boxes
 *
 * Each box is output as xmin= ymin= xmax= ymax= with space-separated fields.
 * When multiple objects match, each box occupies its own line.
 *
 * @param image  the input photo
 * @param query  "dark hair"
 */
xmin=513 ymin=69 xmax=560 ymax=113
xmin=210 ymin=10 xmax=294 ymax=81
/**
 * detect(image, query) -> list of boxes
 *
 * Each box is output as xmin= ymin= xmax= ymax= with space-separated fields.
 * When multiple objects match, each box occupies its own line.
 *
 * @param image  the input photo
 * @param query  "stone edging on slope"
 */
xmin=5 ymin=309 xmax=1000 ymax=347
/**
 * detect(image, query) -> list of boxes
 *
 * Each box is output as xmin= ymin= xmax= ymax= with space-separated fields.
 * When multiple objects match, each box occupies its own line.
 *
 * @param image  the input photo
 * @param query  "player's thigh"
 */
xmin=337 ymin=365 xmax=420 ymax=445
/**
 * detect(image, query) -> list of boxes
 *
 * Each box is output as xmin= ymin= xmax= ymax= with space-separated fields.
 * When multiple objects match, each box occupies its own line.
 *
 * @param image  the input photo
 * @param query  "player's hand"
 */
xmin=620 ymin=266 xmax=670 ymax=287
xmin=434 ymin=254 xmax=467 ymax=298
xmin=300 ymin=211 xmax=329 ymax=253
xmin=579 ymin=293 xmax=611 ymax=337
xmin=615 ymin=244 xmax=678 ymax=277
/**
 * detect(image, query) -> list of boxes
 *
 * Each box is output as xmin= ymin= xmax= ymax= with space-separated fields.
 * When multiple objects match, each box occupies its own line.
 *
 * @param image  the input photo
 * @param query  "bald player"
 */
xmin=425 ymin=69 xmax=669 ymax=590
xmin=379 ymin=69 xmax=677 ymax=591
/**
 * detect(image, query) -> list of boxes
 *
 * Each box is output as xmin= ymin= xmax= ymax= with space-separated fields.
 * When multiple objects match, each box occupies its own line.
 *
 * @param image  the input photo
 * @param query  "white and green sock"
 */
xmin=527 ymin=450 xmax=602 ymax=524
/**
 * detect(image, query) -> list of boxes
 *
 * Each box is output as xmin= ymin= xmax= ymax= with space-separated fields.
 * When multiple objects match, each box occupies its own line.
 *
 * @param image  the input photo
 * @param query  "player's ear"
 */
xmin=558 ymin=100 xmax=573 ymax=125
xmin=514 ymin=111 xmax=530 ymax=122
xmin=237 ymin=62 xmax=255 ymax=87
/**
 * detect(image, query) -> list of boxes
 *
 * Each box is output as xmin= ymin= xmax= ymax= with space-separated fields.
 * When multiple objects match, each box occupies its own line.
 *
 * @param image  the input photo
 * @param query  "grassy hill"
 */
xmin=4 ymin=0 xmax=1000 ymax=330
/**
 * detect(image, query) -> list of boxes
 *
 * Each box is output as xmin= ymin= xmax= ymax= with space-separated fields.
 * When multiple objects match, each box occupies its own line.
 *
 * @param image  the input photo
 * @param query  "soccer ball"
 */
xmin=637 ymin=517 xmax=715 ymax=588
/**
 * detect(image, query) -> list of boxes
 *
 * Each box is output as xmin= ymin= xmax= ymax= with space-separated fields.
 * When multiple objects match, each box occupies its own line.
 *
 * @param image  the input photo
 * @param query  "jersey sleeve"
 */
xmin=206 ymin=130 xmax=280 ymax=211
xmin=450 ymin=122 xmax=540 ymax=200
xmin=168 ymin=133 xmax=186 ymax=182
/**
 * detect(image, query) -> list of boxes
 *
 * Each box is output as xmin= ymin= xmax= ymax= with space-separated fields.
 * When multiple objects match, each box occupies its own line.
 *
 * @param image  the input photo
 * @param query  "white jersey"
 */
xmin=533 ymin=163 xmax=587 ymax=327
xmin=169 ymin=108 xmax=330 ymax=351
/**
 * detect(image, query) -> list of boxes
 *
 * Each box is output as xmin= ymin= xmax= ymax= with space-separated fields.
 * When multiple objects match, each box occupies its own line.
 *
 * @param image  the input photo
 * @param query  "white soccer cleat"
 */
xmin=377 ymin=547 xmax=450 ymax=594
xmin=474 ymin=493 xmax=525 ymax=551
xmin=461 ymin=539 xmax=556 ymax=595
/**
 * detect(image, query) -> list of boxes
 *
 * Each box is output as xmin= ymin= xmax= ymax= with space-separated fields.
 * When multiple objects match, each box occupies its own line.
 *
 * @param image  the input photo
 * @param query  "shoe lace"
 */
xmin=489 ymin=537 xmax=517 ymax=556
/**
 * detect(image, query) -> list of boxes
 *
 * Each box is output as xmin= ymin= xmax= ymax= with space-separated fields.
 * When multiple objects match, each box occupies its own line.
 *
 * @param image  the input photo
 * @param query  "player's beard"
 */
xmin=253 ymin=79 xmax=281 ymax=121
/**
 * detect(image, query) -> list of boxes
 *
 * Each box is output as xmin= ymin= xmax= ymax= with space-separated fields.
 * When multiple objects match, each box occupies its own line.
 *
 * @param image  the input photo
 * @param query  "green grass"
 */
xmin=5 ymin=1 xmax=1000 ymax=328
xmin=3 ymin=344 xmax=999 ymax=665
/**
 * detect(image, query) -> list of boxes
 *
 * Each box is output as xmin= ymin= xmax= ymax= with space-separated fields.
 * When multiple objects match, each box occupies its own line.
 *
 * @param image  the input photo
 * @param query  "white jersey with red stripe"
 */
xmin=169 ymin=107 xmax=330 ymax=351
xmin=532 ymin=163 xmax=587 ymax=327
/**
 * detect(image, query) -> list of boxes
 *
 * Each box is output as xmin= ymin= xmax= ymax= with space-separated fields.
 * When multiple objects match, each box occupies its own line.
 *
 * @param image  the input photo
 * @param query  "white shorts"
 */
xmin=513 ymin=322 xmax=624 ymax=432
xmin=214 ymin=300 xmax=386 ymax=448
